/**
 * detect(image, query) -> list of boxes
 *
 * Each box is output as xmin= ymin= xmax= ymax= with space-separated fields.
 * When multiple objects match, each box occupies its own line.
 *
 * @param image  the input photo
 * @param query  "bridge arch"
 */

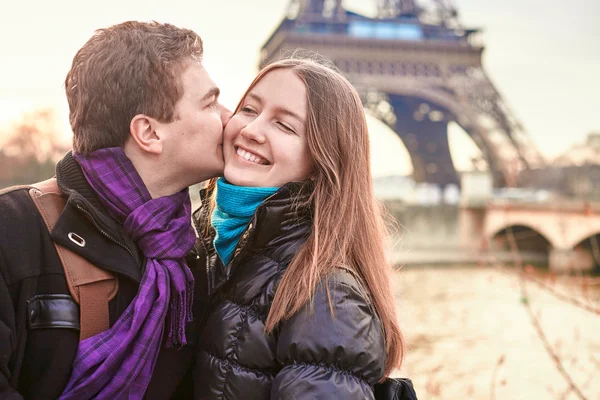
xmin=570 ymin=232 xmax=600 ymax=269
xmin=489 ymin=224 xmax=553 ymax=250
xmin=552 ymin=232 xmax=600 ymax=273
xmin=572 ymin=231 xmax=600 ymax=248
xmin=489 ymin=224 xmax=553 ymax=266
xmin=565 ymin=222 xmax=600 ymax=249
xmin=484 ymin=211 xmax=562 ymax=249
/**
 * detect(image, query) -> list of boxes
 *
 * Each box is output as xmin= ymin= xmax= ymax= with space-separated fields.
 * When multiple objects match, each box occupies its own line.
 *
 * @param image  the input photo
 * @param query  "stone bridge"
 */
xmin=460 ymin=201 xmax=600 ymax=272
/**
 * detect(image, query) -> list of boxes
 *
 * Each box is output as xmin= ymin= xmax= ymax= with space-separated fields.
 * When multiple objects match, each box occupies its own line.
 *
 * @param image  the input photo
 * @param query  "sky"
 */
xmin=0 ymin=0 xmax=598 ymax=176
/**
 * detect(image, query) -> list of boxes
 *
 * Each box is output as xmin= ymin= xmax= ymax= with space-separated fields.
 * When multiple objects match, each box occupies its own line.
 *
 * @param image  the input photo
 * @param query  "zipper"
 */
xmin=196 ymin=190 xmax=215 ymax=294
xmin=222 ymin=190 xmax=280 ymax=273
xmin=75 ymin=204 xmax=139 ymax=264
xmin=198 ymin=235 xmax=212 ymax=294
xmin=225 ymin=223 xmax=252 ymax=269
xmin=195 ymin=224 xmax=254 ymax=329
xmin=196 ymin=188 xmax=300 ymax=331
xmin=197 ymin=190 xmax=281 ymax=296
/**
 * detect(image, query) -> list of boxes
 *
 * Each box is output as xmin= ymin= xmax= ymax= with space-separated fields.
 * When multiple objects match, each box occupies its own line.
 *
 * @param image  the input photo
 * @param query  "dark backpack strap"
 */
xmin=28 ymin=178 xmax=118 ymax=340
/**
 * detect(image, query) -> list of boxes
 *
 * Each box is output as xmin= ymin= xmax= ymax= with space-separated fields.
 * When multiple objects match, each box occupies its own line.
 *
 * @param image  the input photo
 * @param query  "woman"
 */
xmin=192 ymin=58 xmax=405 ymax=399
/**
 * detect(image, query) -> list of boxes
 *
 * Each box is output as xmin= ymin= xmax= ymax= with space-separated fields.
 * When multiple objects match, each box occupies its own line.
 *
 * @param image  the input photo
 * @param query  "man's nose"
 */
xmin=221 ymin=105 xmax=233 ymax=126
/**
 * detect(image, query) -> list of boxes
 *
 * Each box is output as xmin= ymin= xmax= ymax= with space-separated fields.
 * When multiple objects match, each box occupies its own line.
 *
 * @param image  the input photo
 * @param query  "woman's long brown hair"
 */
xmin=211 ymin=57 xmax=404 ymax=376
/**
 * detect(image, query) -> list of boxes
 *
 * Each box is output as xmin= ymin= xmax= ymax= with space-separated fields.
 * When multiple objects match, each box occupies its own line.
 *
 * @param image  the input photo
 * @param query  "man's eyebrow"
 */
xmin=202 ymin=87 xmax=220 ymax=102
xmin=246 ymin=92 xmax=305 ymax=124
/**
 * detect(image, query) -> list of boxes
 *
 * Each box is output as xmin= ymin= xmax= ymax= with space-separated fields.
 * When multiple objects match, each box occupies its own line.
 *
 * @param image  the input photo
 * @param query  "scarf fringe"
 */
xmin=165 ymin=279 xmax=194 ymax=348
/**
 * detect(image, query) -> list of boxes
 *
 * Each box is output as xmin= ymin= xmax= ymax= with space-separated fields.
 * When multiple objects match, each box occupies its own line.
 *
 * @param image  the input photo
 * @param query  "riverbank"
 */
xmin=392 ymin=266 xmax=600 ymax=399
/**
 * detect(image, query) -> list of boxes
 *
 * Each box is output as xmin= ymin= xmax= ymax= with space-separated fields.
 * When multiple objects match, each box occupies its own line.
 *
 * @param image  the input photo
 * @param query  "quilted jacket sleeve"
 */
xmin=271 ymin=271 xmax=386 ymax=400
xmin=0 ymin=253 xmax=23 ymax=400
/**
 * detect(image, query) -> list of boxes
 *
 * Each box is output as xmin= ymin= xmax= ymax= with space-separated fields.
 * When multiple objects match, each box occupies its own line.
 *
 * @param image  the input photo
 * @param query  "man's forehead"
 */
xmin=199 ymin=61 xmax=222 ymax=90
xmin=182 ymin=62 xmax=219 ymax=97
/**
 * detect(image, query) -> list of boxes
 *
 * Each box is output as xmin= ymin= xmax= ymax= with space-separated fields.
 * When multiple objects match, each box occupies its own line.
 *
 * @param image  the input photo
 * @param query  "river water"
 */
xmin=392 ymin=266 xmax=600 ymax=400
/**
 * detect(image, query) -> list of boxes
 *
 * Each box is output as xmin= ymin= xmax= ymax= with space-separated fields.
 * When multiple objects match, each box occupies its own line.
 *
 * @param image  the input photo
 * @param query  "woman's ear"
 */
xmin=130 ymin=114 xmax=163 ymax=154
xmin=309 ymin=165 xmax=317 ymax=181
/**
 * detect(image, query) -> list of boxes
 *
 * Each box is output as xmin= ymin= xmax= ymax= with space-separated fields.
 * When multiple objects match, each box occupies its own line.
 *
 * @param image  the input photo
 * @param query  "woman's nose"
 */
xmin=241 ymin=120 xmax=266 ymax=144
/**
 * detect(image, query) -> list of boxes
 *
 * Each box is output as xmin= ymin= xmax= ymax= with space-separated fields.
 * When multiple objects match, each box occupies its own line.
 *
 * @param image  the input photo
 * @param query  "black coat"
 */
xmin=0 ymin=152 xmax=197 ymax=400
xmin=192 ymin=183 xmax=386 ymax=399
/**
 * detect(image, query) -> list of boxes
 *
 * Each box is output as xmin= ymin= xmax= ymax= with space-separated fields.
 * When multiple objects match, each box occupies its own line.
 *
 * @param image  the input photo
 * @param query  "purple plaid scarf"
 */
xmin=60 ymin=147 xmax=196 ymax=399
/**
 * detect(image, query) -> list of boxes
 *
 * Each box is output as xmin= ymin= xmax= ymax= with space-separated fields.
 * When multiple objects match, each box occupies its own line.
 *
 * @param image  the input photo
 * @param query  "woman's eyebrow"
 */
xmin=247 ymin=93 xmax=305 ymax=124
xmin=273 ymin=107 xmax=305 ymax=124
xmin=246 ymin=92 xmax=263 ymax=105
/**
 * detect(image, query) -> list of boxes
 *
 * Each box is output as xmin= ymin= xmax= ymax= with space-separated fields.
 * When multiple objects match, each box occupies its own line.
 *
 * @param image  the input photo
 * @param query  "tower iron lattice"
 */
xmin=262 ymin=0 xmax=545 ymax=187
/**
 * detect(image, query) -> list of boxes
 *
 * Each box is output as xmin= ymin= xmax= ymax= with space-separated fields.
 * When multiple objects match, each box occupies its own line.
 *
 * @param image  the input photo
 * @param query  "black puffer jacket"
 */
xmin=192 ymin=183 xmax=386 ymax=399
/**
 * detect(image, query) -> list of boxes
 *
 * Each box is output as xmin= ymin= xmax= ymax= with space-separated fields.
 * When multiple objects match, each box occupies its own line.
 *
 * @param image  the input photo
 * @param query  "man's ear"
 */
xmin=130 ymin=114 xmax=163 ymax=154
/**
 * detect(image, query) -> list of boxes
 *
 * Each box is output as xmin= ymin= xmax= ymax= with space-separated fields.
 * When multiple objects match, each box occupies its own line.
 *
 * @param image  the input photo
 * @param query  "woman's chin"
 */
xmin=223 ymin=171 xmax=258 ymax=187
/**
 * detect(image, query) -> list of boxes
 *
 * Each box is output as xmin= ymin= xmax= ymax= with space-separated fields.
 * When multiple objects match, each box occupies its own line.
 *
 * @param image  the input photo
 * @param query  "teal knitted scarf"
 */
xmin=211 ymin=178 xmax=278 ymax=265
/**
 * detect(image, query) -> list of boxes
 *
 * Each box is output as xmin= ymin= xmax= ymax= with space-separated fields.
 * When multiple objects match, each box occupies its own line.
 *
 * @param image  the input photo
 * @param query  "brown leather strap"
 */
xmin=29 ymin=178 xmax=118 ymax=340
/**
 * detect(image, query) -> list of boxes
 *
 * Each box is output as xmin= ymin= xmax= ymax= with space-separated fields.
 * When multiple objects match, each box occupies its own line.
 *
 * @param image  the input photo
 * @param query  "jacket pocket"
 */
xmin=26 ymin=294 xmax=80 ymax=330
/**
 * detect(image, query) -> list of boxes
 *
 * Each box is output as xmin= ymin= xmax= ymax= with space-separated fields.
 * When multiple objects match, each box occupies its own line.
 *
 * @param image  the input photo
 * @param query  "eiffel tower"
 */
xmin=259 ymin=0 xmax=546 ymax=187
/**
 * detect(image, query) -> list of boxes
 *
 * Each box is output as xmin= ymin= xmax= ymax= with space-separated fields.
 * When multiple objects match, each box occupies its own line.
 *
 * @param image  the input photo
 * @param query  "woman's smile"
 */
xmin=234 ymin=146 xmax=270 ymax=165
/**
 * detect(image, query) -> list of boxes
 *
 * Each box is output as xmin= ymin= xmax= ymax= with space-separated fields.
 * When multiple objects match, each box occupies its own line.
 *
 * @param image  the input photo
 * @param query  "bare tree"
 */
xmin=0 ymin=109 xmax=69 ymax=187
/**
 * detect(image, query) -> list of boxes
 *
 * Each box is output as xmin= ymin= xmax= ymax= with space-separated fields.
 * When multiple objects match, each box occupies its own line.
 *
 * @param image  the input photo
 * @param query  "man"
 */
xmin=0 ymin=21 xmax=230 ymax=399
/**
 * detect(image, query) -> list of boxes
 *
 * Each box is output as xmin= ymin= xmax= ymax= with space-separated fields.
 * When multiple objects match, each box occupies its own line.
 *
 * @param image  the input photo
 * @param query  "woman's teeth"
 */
xmin=236 ymin=147 xmax=268 ymax=165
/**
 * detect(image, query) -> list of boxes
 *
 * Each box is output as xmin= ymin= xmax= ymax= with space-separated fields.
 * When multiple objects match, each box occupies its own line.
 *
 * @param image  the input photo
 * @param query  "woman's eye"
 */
xmin=277 ymin=122 xmax=294 ymax=133
xmin=241 ymin=106 xmax=256 ymax=114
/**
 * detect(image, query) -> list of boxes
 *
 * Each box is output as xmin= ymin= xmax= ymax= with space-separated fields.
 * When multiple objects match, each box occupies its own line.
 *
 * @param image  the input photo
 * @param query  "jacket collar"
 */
xmin=248 ymin=181 xmax=313 ymax=249
xmin=198 ymin=181 xmax=315 ymax=298
xmin=195 ymin=181 xmax=313 ymax=249
xmin=194 ymin=181 xmax=313 ymax=294
xmin=51 ymin=151 xmax=143 ymax=282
